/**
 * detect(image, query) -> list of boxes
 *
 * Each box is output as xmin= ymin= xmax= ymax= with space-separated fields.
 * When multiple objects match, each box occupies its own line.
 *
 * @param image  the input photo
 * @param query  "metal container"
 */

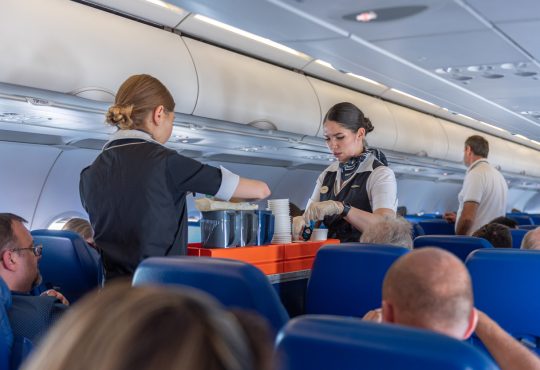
xmin=256 ymin=210 xmax=274 ymax=245
xmin=200 ymin=210 xmax=237 ymax=248
xmin=235 ymin=210 xmax=258 ymax=247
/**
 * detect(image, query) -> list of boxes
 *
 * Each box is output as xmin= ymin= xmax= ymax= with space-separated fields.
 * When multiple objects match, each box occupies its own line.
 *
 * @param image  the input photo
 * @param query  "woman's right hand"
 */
xmin=292 ymin=216 xmax=307 ymax=241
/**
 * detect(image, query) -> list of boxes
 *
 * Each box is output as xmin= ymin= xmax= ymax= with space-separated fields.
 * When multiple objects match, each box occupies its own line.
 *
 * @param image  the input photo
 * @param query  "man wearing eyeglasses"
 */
xmin=0 ymin=213 xmax=68 ymax=344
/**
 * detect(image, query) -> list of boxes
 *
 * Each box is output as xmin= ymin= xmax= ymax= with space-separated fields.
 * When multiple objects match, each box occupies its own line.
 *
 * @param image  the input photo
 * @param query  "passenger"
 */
xmin=364 ymin=248 xmax=540 ymax=370
xmin=488 ymin=216 xmax=518 ymax=229
xmin=21 ymin=283 xmax=274 ymax=370
xmin=0 ymin=213 xmax=68 ymax=344
xmin=444 ymin=135 xmax=508 ymax=235
xmin=80 ymin=74 xmax=270 ymax=280
xmin=472 ymin=223 xmax=512 ymax=248
xmin=293 ymin=102 xmax=397 ymax=242
xmin=521 ymin=227 xmax=540 ymax=250
xmin=61 ymin=218 xmax=95 ymax=247
xmin=359 ymin=216 xmax=413 ymax=249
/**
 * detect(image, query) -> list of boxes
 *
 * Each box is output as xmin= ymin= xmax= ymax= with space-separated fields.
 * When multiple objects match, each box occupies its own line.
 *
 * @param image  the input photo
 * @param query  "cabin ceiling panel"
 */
xmin=274 ymin=0 xmax=484 ymax=41
xmin=169 ymin=0 xmax=343 ymax=41
xmin=497 ymin=20 xmax=540 ymax=61
xmin=372 ymin=30 xmax=525 ymax=70
xmin=465 ymin=0 xmax=540 ymax=23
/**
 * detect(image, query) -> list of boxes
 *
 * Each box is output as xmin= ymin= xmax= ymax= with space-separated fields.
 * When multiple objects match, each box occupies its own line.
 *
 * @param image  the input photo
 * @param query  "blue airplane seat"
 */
xmin=510 ymin=229 xmax=528 ymax=249
xmin=411 ymin=223 xmax=425 ymax=239
xmin=414 ymin=235 xmax=493 ymax=262
xmin=306 ymin=244 xmax=409 ymax=317
xmin=418 ymin=219 xmax=455 ymax=235
xmin=529 ymin=214 xmax=540 ymax=225
xmin=0 ymin=277 xmax=13 ymax=369
xmin=466 ymin=249 xmax=540 ymax=353
xmin=518 ymin=225 xmax=537 ymax=230
xmin=132 ymin=256 xmax=289 ymax=335
xmin=31 ymin=230 xmax=103 ymax=303
xmin=275 ymin=316 xmax=498 ymax=370
xmin=506 ymin=214 xmax=533 ymax=225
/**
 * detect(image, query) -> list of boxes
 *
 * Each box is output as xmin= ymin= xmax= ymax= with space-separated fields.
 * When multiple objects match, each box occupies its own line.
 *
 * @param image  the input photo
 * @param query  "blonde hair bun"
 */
xmin=106 ymin=104 xmax=134 ymax=129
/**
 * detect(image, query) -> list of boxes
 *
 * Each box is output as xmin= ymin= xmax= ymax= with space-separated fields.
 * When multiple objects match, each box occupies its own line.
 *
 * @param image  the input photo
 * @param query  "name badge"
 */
xmin=351 ymin=185 xmax=360 ymax=188
xmin=320 ymin=186 xmax=329 ymax=194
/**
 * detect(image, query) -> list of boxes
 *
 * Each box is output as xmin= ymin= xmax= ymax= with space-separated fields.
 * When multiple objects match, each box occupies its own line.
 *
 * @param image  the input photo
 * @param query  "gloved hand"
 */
xmin=292 ymin=216 xmax=307 ymax=241
xmin=304 ymin=200 xmax=344 ymax=222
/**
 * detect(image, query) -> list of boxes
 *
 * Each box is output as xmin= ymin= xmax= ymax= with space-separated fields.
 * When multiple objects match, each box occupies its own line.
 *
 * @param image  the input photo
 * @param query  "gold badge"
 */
xmin=320 ymin=186 xmax=329 ymax=194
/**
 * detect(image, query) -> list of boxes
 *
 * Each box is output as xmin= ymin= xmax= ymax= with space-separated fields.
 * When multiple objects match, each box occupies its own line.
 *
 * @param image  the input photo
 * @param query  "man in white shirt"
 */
xmin=445 ymin=135 xmax=508 ymax=235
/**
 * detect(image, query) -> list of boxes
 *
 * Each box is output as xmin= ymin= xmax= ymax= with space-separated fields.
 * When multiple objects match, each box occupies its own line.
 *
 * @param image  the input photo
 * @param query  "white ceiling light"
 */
xmin=194 ymin=15 xmax=308 ymax=58
xmin=143 ymin=0 xmax=184 ymax=14
xmin=390 ymin=88 xmax=438 ymax=107
xmin=315 ymin=59 xmax=335 ymax=70
xmin=478 ymin=121 xmax=508 ymax=133
xmin=346 ymin=72 xmax=385 ymax=87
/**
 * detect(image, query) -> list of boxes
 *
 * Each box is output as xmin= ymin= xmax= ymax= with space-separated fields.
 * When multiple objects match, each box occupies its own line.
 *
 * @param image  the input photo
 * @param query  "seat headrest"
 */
xmin=0 ymin=277 xmax=12 ymax=310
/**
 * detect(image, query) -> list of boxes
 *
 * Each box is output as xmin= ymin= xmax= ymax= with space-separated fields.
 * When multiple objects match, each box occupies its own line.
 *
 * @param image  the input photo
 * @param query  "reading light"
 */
xmin=194 ymin=15 xmax=309 ymax=58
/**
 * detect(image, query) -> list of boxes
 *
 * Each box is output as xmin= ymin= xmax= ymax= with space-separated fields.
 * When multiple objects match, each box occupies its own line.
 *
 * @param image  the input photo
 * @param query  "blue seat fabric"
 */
xmin=306 ymin=244 xmax=409 ymax=317
xmin=509 ymin=229 xmax=527 ymax=249
xmin=414 ymin=235 xmax=492 ymax=262
xmin=132 ymin=256 xmax=289 ymax=334
xmin=418 ymin=219 xmax=455 ymax=235
xmin=31 ymin=230 xmax=103 ymax=303
xmin=276 ymin=316 xmax=498 ymax=370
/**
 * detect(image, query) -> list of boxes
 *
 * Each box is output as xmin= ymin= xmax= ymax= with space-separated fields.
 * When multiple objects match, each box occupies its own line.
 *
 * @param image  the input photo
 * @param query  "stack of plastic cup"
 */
xmin=267 ymin=199 xmax=292 ymax=244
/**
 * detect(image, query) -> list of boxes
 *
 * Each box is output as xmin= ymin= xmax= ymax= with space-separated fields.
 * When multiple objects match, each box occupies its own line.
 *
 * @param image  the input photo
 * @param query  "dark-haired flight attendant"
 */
xmin=80 ymin=74 xmax=270 ymax=280
xmin=293 ymin=102 xmax=397 ymax=242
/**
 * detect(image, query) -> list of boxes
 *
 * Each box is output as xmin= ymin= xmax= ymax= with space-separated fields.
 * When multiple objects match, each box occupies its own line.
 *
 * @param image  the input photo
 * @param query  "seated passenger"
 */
xmin=359 ymin=216 xmax=413 ymax=249
xmin=363 ymin=248 xmax=540 ymax=370
xmin=488 ymin=216 xmax=518 ymax=229
xmin=472 ymin=223 xmax=512 ymax=248
xmin=521 ymin=227 xmax=540 ymax=250
xmin=21 ymin=283 xmax=274 ymax=370
xmin=61 ymin=218 xmax=95 ymax=247
xmin=0 ymin=213 xmax=68 ymax=344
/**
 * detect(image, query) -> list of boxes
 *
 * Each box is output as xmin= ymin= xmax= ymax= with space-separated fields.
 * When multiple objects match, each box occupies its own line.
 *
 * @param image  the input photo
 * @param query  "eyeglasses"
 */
xmin=10 ymin=244 xmax=43 ymax=257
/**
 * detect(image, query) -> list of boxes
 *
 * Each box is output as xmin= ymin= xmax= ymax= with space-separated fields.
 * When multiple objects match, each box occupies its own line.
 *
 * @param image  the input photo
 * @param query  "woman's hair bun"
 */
xmin=105 ymin=104 xmax=134 ymax=129
xmin=364 ymin=117 xmax=374 ymax=133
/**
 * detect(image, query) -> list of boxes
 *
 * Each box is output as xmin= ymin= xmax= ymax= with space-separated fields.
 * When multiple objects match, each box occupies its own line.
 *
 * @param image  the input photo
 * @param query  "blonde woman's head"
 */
xmin=106 ymin=75 xmax=175 ymax=143
xmin=22 ymin=283 xmax=274 ymax=370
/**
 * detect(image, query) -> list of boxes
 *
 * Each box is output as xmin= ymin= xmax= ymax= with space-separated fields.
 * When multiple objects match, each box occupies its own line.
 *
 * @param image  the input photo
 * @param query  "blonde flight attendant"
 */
xmin=80 ymin=75 xmax=270 ymax=280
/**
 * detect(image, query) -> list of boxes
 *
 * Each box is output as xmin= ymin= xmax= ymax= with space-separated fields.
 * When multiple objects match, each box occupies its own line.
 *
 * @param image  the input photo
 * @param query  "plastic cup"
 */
xmin=310 ymin=228 xmax=328 ymax=241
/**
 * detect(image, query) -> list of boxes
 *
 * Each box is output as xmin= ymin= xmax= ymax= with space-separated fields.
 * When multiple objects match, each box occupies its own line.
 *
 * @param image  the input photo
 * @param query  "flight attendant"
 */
xmin=293 ymin=102 xmax=397 ymax=242
xmin=80 ymin=74 xmax=270 ymax=280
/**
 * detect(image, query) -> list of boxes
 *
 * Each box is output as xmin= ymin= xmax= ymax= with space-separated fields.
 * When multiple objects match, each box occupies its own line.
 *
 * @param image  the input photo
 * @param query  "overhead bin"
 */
xmin=0 ymin=0 xmax=198 ymax=113
xmin=384 ymin=102 xmax=448 ymax=159
xmin=184 ymin=37 xmax=321 ymax=136
xmin=437 ymin=119 xmax=478 ymax=163
xmin=307 ymin=77 xmax=397 ymax=151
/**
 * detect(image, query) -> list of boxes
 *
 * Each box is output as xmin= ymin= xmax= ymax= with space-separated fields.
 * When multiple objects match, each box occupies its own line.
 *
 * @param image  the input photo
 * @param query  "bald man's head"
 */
xmin=521 ymin=228 xmax=540 ymax=250
xmin=382 ymin=248 xmax=474 ymax=339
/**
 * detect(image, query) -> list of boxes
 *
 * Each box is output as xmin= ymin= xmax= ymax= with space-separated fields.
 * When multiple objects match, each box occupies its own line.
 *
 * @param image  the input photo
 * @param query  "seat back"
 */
xmin=507 ymin=214 xmax=533 ymax=225
xmin=0 ymin=277 xmax=12 ymax=370
xmin=418 ymin=219 xmax=455 ymax=235
xmin=466 ymin=249 xmax=540 ymax=349
xmin=518 ymin=225 xmax=537 ymax=231
xmin=306 ymin=244 xmax=409 ymax=317
xmin=510 ymin=229 xmax=528 ymax=249
xmin=132 ymin=256 xmax=289 ymax=334
xmin=276 ymin=316 xmax=498 ymax=370
xmin=529 ymin=214 xmax=540 ymax=225
xmin=414 ymin=236 xmax=492 ymax=262
xmin=31 ymin=230 xmax=103 ymax=303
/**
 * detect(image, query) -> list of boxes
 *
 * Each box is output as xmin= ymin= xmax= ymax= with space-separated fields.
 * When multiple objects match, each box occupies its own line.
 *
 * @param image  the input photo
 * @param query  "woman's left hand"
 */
xmin=304 ymin=200 xmax=344 ymax=221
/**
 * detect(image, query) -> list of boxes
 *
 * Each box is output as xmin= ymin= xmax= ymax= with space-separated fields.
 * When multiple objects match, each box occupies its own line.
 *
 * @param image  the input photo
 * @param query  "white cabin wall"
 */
xmin=507 ymin=188 xmax=537 ymax=213
xmin=396 ymin=179 xmax=461 ymax=214
xmin=0 ymin=142 xmax=61 ymax=225
xmin=32 ymin=149 xmax=99 ymax=229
